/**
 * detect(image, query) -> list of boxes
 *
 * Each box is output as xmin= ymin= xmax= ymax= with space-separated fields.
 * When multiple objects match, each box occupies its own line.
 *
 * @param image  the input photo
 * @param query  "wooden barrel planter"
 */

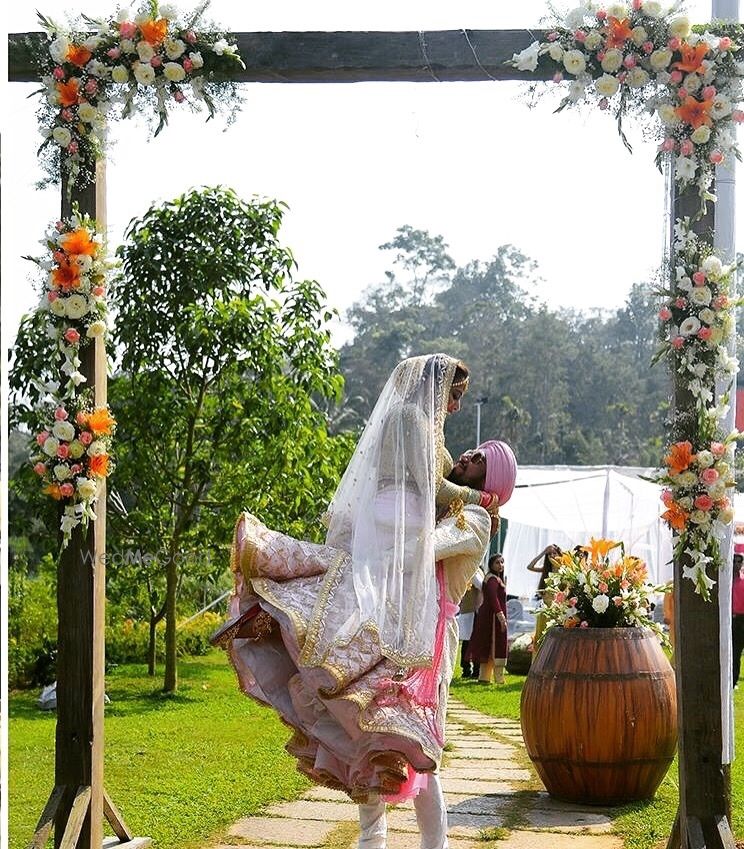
xmin=521 ymin=626 xmax=677 ymax=805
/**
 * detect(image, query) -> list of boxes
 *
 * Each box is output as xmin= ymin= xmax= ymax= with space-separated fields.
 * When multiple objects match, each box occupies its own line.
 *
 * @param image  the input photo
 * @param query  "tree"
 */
xmin=112 ymin=186 xmax=352 ymax=692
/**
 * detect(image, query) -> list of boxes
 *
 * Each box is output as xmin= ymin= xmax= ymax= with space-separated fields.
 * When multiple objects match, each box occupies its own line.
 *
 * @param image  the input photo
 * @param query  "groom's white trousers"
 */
xmin=357 ymin=774 xmax=448 ymax=849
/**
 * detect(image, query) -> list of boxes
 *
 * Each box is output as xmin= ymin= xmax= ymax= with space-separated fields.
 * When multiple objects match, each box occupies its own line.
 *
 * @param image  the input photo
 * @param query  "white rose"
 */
xmin=133 ymin=62 xmax=156 ymax=86
xmin=120 ymin=39 xmax=136 ymax=54
xmin=643 ymin=1 xmax=663 ymax=17
xmin=50 ymin=298 xmax=67 ymax=317
xmin=86 ymin=320 xmax=106 ymax=338
xmin=69 ymin=440 xmax=86 ymax=459
xmin=690 ymin=509 xmax=711 ymax=525
xmin=679 ymin=496 xmax=693 ymax=510
xmin=691 ymin=125 xmax=711 ymax=144
xmin=601 ymin=49 xmax=623 ymax=74
xmin=164 ymin=61 xmax=186 ymax=82
xmin=676 ymin=156 xmax=697 ymax=181
xmin=78 ymin=102 xmax=98 ymax=123
xmin=77 ymin=478 xmax=98 ymax=500
xmin=87 ymin=440 xmax=107 ymax=457
xmin=137 ymin=41 xmax=155 ymax=62
xmin=512 ymin=41 xmax=540 ymax=72
xmin=188 ymin=51 xmax=204 ymax=69
xmin=585 ymin=32 xmax=603 ymax=51
xmin=52 ymin=127 xmax=72 ymax=147
xmin=54 ymin=464 xmax=72 ymax=481
xmin=650 ymin=49 xmax=674 ymax=70
xmin=684 ymin=73 xmax=701 ymax=93
xmin=702 ymin=255 xmax=723 ymax=278
xmin=52 ymin=421 xmax=76 ymax=441
xmin=631 ymin=26 xmax=648 ymax=47
xmin=596 ymin=74 xmax=620 ymax=97
xmin=42 ymin=437 xmax=60 ymax=457
xmin=65 ymin=294 xmax=89 ymax=319
xmin=711 ymin=95 xmax=732 ymax=120
xmin=165 ymin=38 xmax=186 ymax=59
xmin=607 ymin=4 xmax=627 ymax=17
xmin=563 ymin=49 xmax=587 ymax=76
xmin=548 ymin=43 xmax=564 ymax=62
xmin=112 ymin=65 xmax=130 ymax=83
xmin=87 ymin=59 xmax=109 ymax=79
xmin=670 ymin=17 xmax=692 ymax=39
xmin=592 ymin=594 xmax=610 ymax=614
xmin=83 ymin=35 xmax=102 ymax=51
xmin=675 ymin=471 xmax=698 ymax=487
xmin=716 ymin=461 xmax=731 ymax=478
xmin=699 ymin=308 xmax=716 ymax=324
xmin=680 ymin=316 xmax=702 ymax=336
xmin=709 ymin=481 xmax=727 ymax=500
xmin=690 ymin=286 xmax=712 ymax=306
xmin=696 ymin=450 xmax=715 ymax=468
xmin=628 ymin=68 xmax=649 ymax=88
xmin=658 ymin=103 xmax=680 ymax=126
xmin=49 ymin=36 xmax=70 ymax=64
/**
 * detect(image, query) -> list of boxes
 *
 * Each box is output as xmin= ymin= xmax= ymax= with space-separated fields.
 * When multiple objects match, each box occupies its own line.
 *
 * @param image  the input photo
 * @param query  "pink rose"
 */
xmin=64 ymin=328 xmax=81 ymax=344
xmin=599 ymin=582 xmax=609 ymax=593
xmin=678 ymin=88 xmax=688 ymax=100
xmin=107 ymin=47 xmax=121 ymax=60
xmin=710 ymin=150 xmax=725 ymax=165
xmin=698 ymin=326 xmax=713 ymax=341
xmin=597 ymin=50 xmax=606 ymax=61
xmin=68 ymin=141 xmax=79 ymax=155
xmin=580 ymin=620 xmax=589 ymax=628
xmin=33 ymin=462 xmax=47 ymax=476
xmin=75 ymin=411 xmax=87 ymax=425
xmin=669 ymin=37 xmax=682 ymax=51
xmin=555 ymin=591 xmax=566 ymax=603
xmin=620 ymin=580 xmax=630 ymax=590
xmin=659 ymin=307 xmax=672 ymax=321
xmin=711 ymin=441 xmax=726 ymax=456
xmin=119 ymin=21 xmax=137 ymax=39
xmin=720 ymin=37 xmax=732 ymax=51
xmin=575 ymin=30 xmax=587 ymax=42
xmin=70 ymin=463 xmax=83 ymax=474
xmin=671 ymin=336 xmax=685 ymax=350
xmin=182 ymin=57 xmax=194 ymax=73
xmin=692 ymin=270 xmax=706 ymax=285
xmin=92 ymin=286 xmax=105 ymax=297
xmin=60 ymin=482 xmax=75 ymax=498
xmin=661 ymin=489 xmax=673 ymax=507
xmin=614 ymin=596 xmax=624 ymax=607
xmin=599 ymin=97 xmax=609 ymax=110
xmin=733 ymin=110 xmax=744 ymax=123
xmin=694 ymin=494 xmax=714 ymax=511
xmin=150 ymin=55 xmax=163 ymax=67
xmin=623 ymin=54 xmax=637 ymax=69
xmin=675 ymin=297 xmax=687 ymax=308
xmin=61 ymin=109 xmax=74 ymax=122
xmin=184 ymin=30 xmax=197 ymax=44
xmin=84 ymin=79 xmax=98 ymax=95
xmin=617 ymin=71 xmax=627 ymax=83
xmin=57 ymin=444 xmax=70 ymax=459
xmin=52 ymin=66 xmax=65 ymax=80
xmin=670 ymin=69 xmax=683 ymax=83
xmin=173 ymin=90 xmax=185 ymax=102
xmin=643 ymin=41 xmax=654 ymax=54
xmin=547 ymin=31 xmax=559 ymax=41
xmin=55 ymin=406 xmax=69 ymax=421
xmin=48 ymin=291 xmax=59 ymax=302
xmin=632 ymin=0 xmax=642 ymax=8
xmin=553 ymin=71 xmax=564 ymax=83
xmin=702 ymin=86 xmax=716 ymax=100
xmin=79 ymin=431 xmax=93 ymax=445
xmin=569 ymin=597 xmax=578 ymax=607
xmin=713 ymin=295 xmax=728 ymax=310
xmin=596 ymin=10 xmax=607 ymax=20
xmin=701 ymin=468 xmax=719 ymax=485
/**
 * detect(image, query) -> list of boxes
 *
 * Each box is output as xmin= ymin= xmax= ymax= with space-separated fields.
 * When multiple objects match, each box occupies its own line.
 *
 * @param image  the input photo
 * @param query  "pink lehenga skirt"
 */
xmin=225 ymin=512 xmax=458 ymax=803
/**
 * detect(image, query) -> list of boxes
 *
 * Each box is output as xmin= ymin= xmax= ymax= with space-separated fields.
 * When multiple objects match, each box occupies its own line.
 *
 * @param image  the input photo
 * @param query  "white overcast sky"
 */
xmin=1 ymin=0 xmax=735 ymax=348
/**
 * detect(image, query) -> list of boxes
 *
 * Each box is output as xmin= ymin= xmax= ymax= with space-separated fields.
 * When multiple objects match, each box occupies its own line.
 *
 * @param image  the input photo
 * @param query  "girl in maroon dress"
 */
xmin=465 ymin=553 xmax=508 ymax=684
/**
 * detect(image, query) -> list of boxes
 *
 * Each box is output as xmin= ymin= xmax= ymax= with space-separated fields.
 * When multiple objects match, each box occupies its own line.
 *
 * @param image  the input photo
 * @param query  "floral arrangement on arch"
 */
xmin=34 ymin=1 xmax=244 ymax=187
xmin=31 ymin=403 xmax=116 ymax=549
xmin=510 ymin=1 xmax=743 ymax=597
xmin=541 ymin=538 xmax=668 ymax=639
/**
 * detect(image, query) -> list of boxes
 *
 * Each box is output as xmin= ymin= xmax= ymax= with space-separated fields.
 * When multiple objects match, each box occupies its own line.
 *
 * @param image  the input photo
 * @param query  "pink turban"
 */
xmin=478 ymin=440 xmax=517 ymax=506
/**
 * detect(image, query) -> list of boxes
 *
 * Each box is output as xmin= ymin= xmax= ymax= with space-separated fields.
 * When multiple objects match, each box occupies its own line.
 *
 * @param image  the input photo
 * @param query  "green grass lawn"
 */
xmin=452 ymin=669 xmax=744 ymax=849
xmin=9 ymin=652 xmax=309 ymax=849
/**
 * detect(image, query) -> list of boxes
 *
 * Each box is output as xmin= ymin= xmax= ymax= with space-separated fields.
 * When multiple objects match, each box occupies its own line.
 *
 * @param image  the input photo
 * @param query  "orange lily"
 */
xmin=52 ymin=258 xmax=81 ymax=292
xmin=139 ymin=18 xmax=169 ymax=45
xmin=89 ymin=454 xmax=110 ymax=477
xmin=43 ymin=483 xmax=63 ymax=500
xmin=675 ymin=95 xmax=714 ymax=129
xmin=87 ymin=407 xmax=116 ymax=436
xmin=605 ymin=17 xmax=633 ymax=49
xmin=59 ymin=227 xmax=97 ymax=257
xmin=57 ymin=78 xmax=80 ymax=107
xmin=66 ymin=44 xmax=92 ymax=67
xmin=664 ymin=440 xmax=695 ymax=475
xmin=662 ymin=501 xmax=689 ymax=531
xmin=672 ymin=42 xmax=709 ymax=74
xmin=582 ymin=537 xmax=621 ymax=561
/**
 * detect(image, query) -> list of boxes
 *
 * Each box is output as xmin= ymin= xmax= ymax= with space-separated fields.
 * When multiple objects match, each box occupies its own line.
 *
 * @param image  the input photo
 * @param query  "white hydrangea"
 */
xmin=585 ymin=31 xmax=603 ymax=51
xmin=643 ymin=1 xmax=663 ymax=16
xmin=658 ymin=103 xmax=680 ymax=126
xmin=702 ymin=255 xmax=723 ymax=278
xmin=684 ymin=74 xmax=701 ymax=93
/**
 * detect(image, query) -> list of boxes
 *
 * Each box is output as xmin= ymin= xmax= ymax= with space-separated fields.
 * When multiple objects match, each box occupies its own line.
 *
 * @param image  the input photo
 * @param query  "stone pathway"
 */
xmin=217 ymin=700 xmax=623 ymax=849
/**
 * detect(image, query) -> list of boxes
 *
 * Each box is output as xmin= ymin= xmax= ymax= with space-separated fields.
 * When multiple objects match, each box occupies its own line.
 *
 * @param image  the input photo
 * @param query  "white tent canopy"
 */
xmin=501 ymin=465 xmax=674 ymax=599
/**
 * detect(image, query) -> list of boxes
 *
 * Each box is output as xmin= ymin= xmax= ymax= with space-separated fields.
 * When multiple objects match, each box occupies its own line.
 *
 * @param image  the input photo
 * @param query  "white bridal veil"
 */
xmin=311 ymin=354 xmax=460 ymax=670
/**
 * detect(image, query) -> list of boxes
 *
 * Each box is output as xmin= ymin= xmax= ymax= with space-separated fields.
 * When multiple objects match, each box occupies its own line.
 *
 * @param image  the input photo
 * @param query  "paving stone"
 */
xmin=264 ymin=800 xmax=358 ymax=822
xmin=446 ymin=756 xmax=523 ymax=771
xmin=492 ymin=831 xmax=623 ymax=849
xmin=529 ymin=793 xmax=617 ymax=817
xmin=228 ymin=817 xmax=337 ymax=846
xmin=444 ymin=793 xmax=522 ymax=815
xmin=386 ymin=808 xmax=504 ymax=836
xmin=300 ymin=786 xmax=354 ymax=803
xmin=522 ymin=807 xmax=615 ymax=833
xmin=443 ymin=765 xmax=532 ymax=781
xmin=440 ymin=777 xmax=519 ymax=795
xmin=384 ymin=834 xmax=478 ymax=849
xmin=449 ymin=744 xmax=517 ymax=758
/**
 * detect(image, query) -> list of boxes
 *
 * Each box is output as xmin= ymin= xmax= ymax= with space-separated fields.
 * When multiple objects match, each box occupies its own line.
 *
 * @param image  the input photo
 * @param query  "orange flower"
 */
xmin=564 ymin=617 xmax=580 ymax=629
xmin=52 ymin=258 xmax=81 ymax=292
xmin=59 ymin=228 xmax=97 ymax=257
xmin=582 ymin=537 xmax=621 ymax=561
xmin=87 ymin=407 xmax=116 ymax=436
xmin=672 ymin=42 xmax=709 ymax=74
xmin=662 ymin=501 xmax=689 ymax=531
xmin=664 ymin=440 xmax=695 ymax=475
xmin=57 ymin=78 xmax=80 ymax=107
xmin=139 ymin=18 xmax=169 ymax=45
xmin=605 ymin=17 xmax=633 ymax=48
xmin=675 ymin=96 xmax=714 ymax=129
xmin=43 ymin=483 xmax=63 ymax=500
xmin=66 ymin=44 xmax=92 ymax=67
xmin=89 ymin=454 xmax=109 ymax=477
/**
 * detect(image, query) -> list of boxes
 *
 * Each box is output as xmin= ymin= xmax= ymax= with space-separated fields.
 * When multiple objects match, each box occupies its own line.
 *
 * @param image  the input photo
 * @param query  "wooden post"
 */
xmin=667 ymin=185 xmax=735 ymax=849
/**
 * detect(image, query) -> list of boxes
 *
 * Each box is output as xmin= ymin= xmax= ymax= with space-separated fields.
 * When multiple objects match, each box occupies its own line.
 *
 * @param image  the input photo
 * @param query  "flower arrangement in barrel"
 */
xmin=541 ymin=538 xmax=668 ymax=639
xmin=34 ymin=1 xmax=244 ymax=187
xmin=510 ymin=2 xmax=743 ymax=202
xmin=31 ymin=402 xmax=116 ymax=549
